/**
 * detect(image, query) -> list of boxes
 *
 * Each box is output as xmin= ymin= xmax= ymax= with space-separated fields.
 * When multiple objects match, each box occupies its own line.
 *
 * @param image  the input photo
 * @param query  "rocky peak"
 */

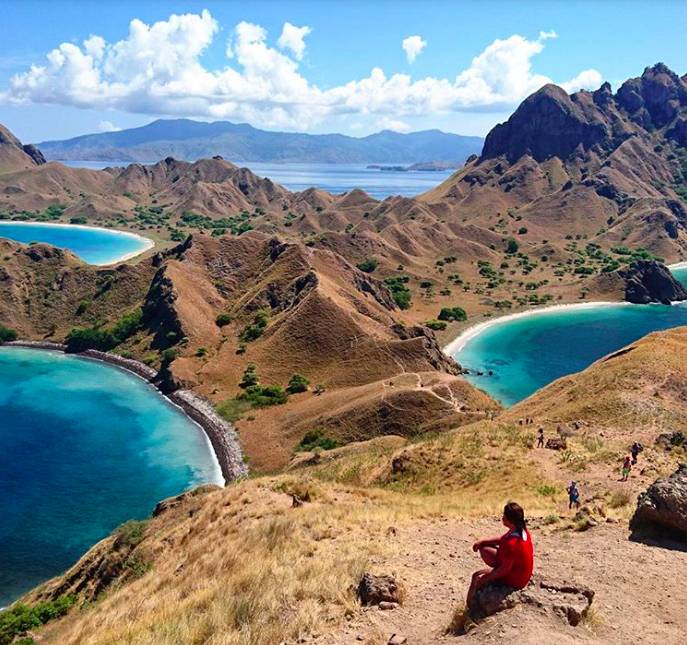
xmin=481 ymin=84 xmax=610 ymax=163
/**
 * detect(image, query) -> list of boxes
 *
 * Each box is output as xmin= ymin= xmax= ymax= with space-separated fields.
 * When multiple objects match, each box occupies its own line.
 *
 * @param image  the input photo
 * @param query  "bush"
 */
xmin=287 ymin=373 xmax=310 ymax=394
xmin=384 ymin=276 xmax=412 ymax=310
xmin=195 ymin=347 xmax=208 ymax=357
xmin=217 ymin=397 xmax=254 ymax=422
xmin=506 ymin=238 xmax=519 ymax=254
xmin=518 ymin=227 xmax=528 ymax=235
xmin=0 ymin=596 xmax=76 ymax=645
xmin=239 ymin=310 xmax=269 ymax=343
xmin=110 ymin=309 xmax=143 ymax=341
xmin=238 ymin=384 xmax=288 ymax=407
xmin=296 ymin=429 xmax=340 ymax=452
xmin=69 ymin=216 xmax=87 ymax=225
xmin=160 ymin=348 xmax=178 ymax=364
xmin=65 ymin=327 xmax=117 ymax=352
xmin=215 ymin=312 xmax=232 ymax=327
xmin=356 ymin=258 xmax=378 ymax=273
xmin=114 ymin=519 xmax=149 ymax=549
xmin=0 ymin=325 xmax=18 ymax=342
xmin=75 ymin=299 xmax=90 ymax=315
xmin=425 ymin=319 xmax=447 ymax=331
xmin=437 ymin=306 xmax=467 ymax=322
xmin=239 ymin=363 xmax=259 ymax=389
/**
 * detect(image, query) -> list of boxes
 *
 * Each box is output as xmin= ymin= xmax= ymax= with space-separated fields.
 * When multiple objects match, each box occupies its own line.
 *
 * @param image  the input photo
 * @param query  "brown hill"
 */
xmin=0 ymin=123 xmax=45 ymax=174
xmin=423 ymin=63 xmax=687 ymax=263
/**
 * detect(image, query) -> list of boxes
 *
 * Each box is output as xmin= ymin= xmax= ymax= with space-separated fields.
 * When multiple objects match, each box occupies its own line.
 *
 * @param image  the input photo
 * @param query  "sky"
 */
xmin=0 ymin=0 xmax=685 ymax=143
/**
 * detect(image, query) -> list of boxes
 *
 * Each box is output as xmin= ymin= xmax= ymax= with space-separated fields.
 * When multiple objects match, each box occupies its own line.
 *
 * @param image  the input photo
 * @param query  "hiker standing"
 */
xmin=631 ymin=442 xmax=643 ymax=465
xmin=621 ymin=454 xmax=632 ymax=481
xmin=566 ymin=481 xmax=580 ymax=510
xmin=536 ymin=428 xmax=545 ymax=448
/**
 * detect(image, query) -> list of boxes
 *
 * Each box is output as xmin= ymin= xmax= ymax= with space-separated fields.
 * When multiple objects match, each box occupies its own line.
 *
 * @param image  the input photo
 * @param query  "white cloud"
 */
xmin=402 ymin=35 xmax=427 ymax=63
xmin=538 ymin=30 xmax=558 ymax=41
xmin=1 ymin=13 xmax=602 ymax=132
xmin=277 ymin=22 xmax=311 ymax=60
xmin=97 ymin=120 xmax=120 ymax=132
xmin=377 ymin=117 xmax=411 ymax=132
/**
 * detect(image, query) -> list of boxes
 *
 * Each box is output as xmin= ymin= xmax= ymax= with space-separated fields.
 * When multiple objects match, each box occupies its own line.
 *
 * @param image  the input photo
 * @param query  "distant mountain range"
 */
xmin=36 ymin=119 xmax=484 ymax=165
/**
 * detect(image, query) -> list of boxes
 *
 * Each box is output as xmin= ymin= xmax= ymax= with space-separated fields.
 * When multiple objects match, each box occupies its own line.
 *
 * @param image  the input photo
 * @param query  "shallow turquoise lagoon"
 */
xmin=0 ymin=347 xmax=221 ymax=606
xmin=0 ymin=222 xmax=152 ymax=265
xmin=451 ymin=298 xmax=687 ymax=407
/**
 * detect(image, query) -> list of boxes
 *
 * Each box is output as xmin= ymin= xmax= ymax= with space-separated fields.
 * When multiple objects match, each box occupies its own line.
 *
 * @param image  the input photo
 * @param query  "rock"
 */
xmin=630 ymin=463 xmax=687 ymax=540
xmin=387 ymin=635 xmax=407 ymax=645
xmin=545 ymin=437 xmax=567 ymax=450
xmin=618 ymin=260 xmax=687 ymax=305
xmin=469 ymin=576 xmax=594 ymax=626
xmin=379 ymin=601 xmax=399 ymax=610
xmin=655 ymin=431 xmax=685 ymax=450
xmin=357 ymin=573 xmax=402 ymax=606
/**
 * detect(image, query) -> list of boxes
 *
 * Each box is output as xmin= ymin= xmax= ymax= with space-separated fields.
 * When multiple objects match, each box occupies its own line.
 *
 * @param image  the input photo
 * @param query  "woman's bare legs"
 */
xmin=479 ymin=545 xmax=498 ymax=567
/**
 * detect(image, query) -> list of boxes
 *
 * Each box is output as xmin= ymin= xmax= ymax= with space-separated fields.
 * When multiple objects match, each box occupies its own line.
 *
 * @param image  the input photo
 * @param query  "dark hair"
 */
xmin=503 ymin=502 xmax=526 ymax=533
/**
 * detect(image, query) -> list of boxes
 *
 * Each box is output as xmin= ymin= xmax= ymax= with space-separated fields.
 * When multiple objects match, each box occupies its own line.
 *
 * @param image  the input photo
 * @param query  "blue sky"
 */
xmin=0 ymin=0 xmax=685 ymax=143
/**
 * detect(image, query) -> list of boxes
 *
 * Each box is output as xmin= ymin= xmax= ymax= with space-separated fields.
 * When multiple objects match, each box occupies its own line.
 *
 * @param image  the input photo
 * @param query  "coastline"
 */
xmin=3 ymin=341 xmax=247 ymax=485
xmin=442 ymin=300 xmax=631 ymax=356
xmin=0 ymin=220 xmax=155 ymax=265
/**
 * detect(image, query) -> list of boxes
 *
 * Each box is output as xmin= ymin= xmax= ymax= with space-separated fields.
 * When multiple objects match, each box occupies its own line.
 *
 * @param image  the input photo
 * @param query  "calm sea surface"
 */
xmin=61 ymin=160 xmax=454 ymax=199
xmin=0 ymin=222 xmax=151 ymax=265
xmin=0 ymin=348 xmax=221 ymax=606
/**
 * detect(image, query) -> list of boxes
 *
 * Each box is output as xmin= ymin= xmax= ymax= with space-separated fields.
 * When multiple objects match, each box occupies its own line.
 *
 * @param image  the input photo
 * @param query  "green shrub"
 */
xmin=437 ymin=306 xmax=467 ymax=322
xmin=217 ymin=398 xmax=254 ymax=422
xmin=195 ymin=347 xmax=208 ymax=357
xmin=215 ymin=312 xmax=232 ymax=327
xmin=238 ymin=384 xmax=288 ymax=407
xmin=160 ymin=348 xmax=178 ymax=364
xmin=76 ymin=299 xmax=90 ymax=315
xmin=296 ymin=429 xmax=340 ymax=452
xmin=287 ymin=373 xmax=310 ymax=394
xmin=65 ymin=327 xmax=117 ymax=352
xmin=506 ymin=238 xmax=519 ymax=254
xmin=114 ymin=519 xmax=149 ymax=549
xmin=0 ymin=325 xmax=18 ymax=342
xmin=239 ymin=363 xmax=259 ymax=389
xmin=69 ymin=216 xmax=87 ymax=225
xmin=518 ymin=226 xmax=528 ymax=235
xmin=239 ymin=310 xmax=269 ymax=343
xmin=0 ymin=596 xmax=76 ymax=645
xmin=356 ymin=258 xmax=378 ymax=273
xmin=425 ymin=319 xmax=447 ymax=331
xmin=384 ymin=276 xmax=412 ymax=310
xmin=110 ymin=309 xmax=143 ymax=341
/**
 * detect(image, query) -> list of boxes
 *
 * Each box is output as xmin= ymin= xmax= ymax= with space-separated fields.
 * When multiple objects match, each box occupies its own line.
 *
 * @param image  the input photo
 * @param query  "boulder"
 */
xmin=469 ymin=576 xmax=594 ymax=626
xmin=357 ymin=573 xmax=402 ymax=606
xmin=619 ymin=260 xmax=687 ymax=305
xmin=630 ymin=463 xmax=687 ymax=539
xmin=546 ymin=437 xmax=567 ymax=450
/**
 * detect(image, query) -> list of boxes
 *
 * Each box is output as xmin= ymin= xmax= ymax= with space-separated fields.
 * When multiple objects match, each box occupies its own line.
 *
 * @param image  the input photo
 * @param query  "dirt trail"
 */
xmin=325 ymin=518 xmax=687 ymax=645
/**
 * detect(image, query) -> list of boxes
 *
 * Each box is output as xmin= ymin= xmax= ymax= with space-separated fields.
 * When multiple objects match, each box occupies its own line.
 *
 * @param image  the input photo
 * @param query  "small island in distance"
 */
xmin=367 ymin=160 xmax=464 ymax=172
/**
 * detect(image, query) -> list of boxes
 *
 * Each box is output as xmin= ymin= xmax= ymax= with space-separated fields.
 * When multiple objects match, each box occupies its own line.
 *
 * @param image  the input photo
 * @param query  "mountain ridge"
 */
xmin=36 ymin=118 xmax=484 ymax=164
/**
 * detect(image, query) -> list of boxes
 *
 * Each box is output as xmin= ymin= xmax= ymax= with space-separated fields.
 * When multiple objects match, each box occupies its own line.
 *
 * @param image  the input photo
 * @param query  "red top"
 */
xmin=497 ymin=528 xmax=534 ymax=589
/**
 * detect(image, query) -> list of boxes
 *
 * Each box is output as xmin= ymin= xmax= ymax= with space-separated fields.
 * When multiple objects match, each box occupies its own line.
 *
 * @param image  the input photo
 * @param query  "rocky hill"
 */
xmin=36 ymin=118 xmax=484 ymax=164
xmin=0 ymin=124 xmax=45 ymax=174
xmin=423 ymin=63 xmax=687 ymax=262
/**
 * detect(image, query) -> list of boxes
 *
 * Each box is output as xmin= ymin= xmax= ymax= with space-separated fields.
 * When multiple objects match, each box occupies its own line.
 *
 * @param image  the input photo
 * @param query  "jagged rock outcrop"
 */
xmin=357 ymin=573 xmax=403 ymax=606
xmin=469 ymin=577 xmax=595 ymax=626
xmin=619 ymin=260 xmax=687 ymax=304
xmin=630 ymin=463 xmax=687 ymax=540
xmin=0 ymin=123 xmax=46 ymax=173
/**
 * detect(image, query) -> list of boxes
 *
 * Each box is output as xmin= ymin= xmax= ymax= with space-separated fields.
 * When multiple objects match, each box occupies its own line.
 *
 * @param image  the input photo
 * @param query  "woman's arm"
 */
xmin=472 ymin=535 xmax=502 ymax=551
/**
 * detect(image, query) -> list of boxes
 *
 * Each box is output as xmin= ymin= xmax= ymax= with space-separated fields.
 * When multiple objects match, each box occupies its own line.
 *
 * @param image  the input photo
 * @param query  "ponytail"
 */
xmin=503 ymin=502 xmax=527 ymax=536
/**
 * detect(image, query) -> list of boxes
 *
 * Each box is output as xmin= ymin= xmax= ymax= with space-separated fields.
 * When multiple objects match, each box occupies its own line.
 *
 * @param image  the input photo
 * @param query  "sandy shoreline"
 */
xmin=0 ymin=220 xmax=155 ymax=265
xmin=2 ymin=341 xmax=247 ymax=486
xmin=442 ymin=301 xmax=632 ymax=356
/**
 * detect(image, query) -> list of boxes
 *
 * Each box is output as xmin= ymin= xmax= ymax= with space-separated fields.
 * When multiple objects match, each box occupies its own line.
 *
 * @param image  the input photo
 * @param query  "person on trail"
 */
xmin=466 ymin=502 xmax=534 ymax=609
xmin=621 ymin=454 xmax=632 ymax=481
xmin=536 ymin=428 xmax=545 ymax=448
xmin=566 ymin=481 xmax=580 ymax=510
xmin=631 ymin=442 xmax=643 ymax=465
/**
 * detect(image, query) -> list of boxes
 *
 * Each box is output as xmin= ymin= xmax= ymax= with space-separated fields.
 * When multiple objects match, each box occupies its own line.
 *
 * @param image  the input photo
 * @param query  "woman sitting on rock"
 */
xmin=466 ymin=502 xmax=534 ymax=609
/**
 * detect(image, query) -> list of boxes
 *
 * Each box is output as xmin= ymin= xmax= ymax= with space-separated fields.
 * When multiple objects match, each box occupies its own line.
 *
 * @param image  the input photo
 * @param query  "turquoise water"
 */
xmin=0 ymin=222 xmax=151 ymax=265
xmin=452 ymin=288 xmax=687 ymax=407
xmin=62 ymin=160 xmax=453 ymax=199
xmin=0 ymin=347 xmax=221 ymax=606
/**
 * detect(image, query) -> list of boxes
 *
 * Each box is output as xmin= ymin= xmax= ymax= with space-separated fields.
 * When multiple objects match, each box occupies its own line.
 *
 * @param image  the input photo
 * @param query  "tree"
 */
xmin=356 ymin=258 xmax=378 ymax=273
xmin=0 ymin=325 xmax=18 ymax=342
xmin=287 ymin=373 xmax=310 ymax=394
xmin=438 ymin=306 xmax=467 ymax=322
xmin=215 ymin=312 xmax=232 ymax=327
xmin=506 ymin=238 xmax=519 ymax=254
xmin=239 ymin=363 xmax=259 ymax=389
